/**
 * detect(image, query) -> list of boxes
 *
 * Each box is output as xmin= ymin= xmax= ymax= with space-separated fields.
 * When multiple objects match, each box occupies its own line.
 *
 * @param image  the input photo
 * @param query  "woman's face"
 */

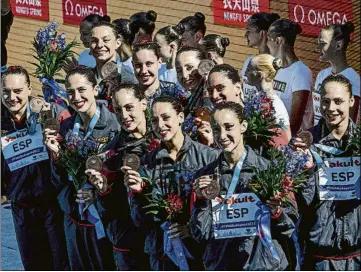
xmin=245 ymin=22 xmax=261 ymax=47
xmin=151 ymin=102 xmax=184 ymax=142
xmin=133 ymin=27 xmax=152 ymax=45
xmin=133 ymin=49 xmax=162 ymax=87
xmin=112 ymin=89 xmax=146 ymax=132
xmin=207 ymin=72 xmax=242 ymax=104
xmin=316 ymin=29 xmax=335 ymax=62
xmin=321 ymin=82 xmax=354 ymax=127
xmin=212 ymin=109 xmax=247 ymax=153
xmin=90 ymin=26 xmax=120 ymax=63
xmin=80 ymin=21 xmax=93 ymax=48
xmin=66 ymin=74 xmax=98 ymax=114
xmin=176 ymin=51 xmax=203 ymax=91
xmin=1 ymin=74 xmax=31 ymax=114
xmin=154 ymin=34 xmax=172 ymax=62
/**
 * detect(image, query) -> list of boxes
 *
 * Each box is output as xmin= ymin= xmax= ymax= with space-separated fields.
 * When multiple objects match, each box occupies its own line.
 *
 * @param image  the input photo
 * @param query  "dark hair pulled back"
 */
xmin=268 ymin=19 xmax=302 ymax=46
xmin=201 ymin=34 xmax=230 ymax=57
xmin=179 ymin=12 xmax=206 ymax=35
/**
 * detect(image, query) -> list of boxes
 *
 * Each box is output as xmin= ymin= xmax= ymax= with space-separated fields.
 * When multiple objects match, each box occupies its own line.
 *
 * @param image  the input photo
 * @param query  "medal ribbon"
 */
xmin=225 ymin=148 xmax=247 ymax=199
xmin=73 ymin=106 xmax=100 ymax=140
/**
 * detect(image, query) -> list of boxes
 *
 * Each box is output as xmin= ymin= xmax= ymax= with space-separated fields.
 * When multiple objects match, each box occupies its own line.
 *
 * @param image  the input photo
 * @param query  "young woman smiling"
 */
xmin=154 ymin=24 xmax=185 ymax=88
xmin=89 ymin=22 xmax=137 ymax=103
xmin=44 ymin=67 xmax=120 ymax=270
xmin=1 ymin=66 xmax=69 ymax=270
xmin=85 ymin=84 xmax=151 ymax=270
xmin=123 ymin=96 xmax=220 ymax=270
xmin=294 ymin=75 xmax=360 ymax=270
xmin=241 ymin=12 xmax=280 ymax=100
xmin=191 ymin=102 xmax=295 ymax=270
xmin=78 ymin=14 xmax=110 ymax=68
xmin=314 ymin=22 xmax=359 ymax=125
xmin=132 ymin=41 xmax=187 ymax=108
xmin=267 ymin=19 xmax=313 ymax=135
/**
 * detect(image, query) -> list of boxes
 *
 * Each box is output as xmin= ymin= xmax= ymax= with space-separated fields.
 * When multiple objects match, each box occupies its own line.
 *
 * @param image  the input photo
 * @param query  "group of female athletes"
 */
xmin=1 ymin=9 xmax=360 ymax=271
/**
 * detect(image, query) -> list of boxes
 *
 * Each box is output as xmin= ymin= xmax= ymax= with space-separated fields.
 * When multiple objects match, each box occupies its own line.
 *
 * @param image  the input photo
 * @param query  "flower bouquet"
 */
xmin=249 ymin=145 xmax=309 ymax=204
xmin=142 ymin=169 xmax=195 ymax=270
xmin=244 ymin=91 xmax=284 ymax=153
xmin=30 ymin=22 xmax=80 ymax=107
xmin=54 ymin=133 xmax=109 ymax=191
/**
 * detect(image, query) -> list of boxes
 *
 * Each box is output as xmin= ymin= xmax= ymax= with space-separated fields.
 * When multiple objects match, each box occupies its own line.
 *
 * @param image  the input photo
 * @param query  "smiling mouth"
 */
xmin=73 ymin=101 xmax=85 ymax=109
xmin=220 ymin=140 xmax=231 ymax=148
xmin=159 ymin=130 xmax=168 ymax=137
xmin=326 ymin=113 xmax=339 ymax=121
xmin=7 ymin=101 xmax=19 ymax=107
xmin=214 ymin=98 xmax=224 ymax=104
xmin=123 ymin=120 xmax=133 ymax=127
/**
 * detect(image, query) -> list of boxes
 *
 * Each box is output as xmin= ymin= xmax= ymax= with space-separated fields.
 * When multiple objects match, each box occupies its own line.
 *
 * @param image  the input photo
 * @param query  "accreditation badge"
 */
xmin=318 ymin=157 xmax=361 ymax=200
xmin=211 ymin=193 xmax=261 ymax=239
xmin=1 ymin=124 xmax=49 ymax=171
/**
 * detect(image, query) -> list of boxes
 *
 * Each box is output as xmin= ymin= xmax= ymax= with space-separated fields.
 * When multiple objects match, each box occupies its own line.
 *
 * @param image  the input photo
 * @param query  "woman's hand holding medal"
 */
xmin=43 ymin=119 xmax=61 ymax=156
xmin=121 ymin=154 xmax=144 ymax=192
xmin=194 ymin=174 xmax=220 ymax=200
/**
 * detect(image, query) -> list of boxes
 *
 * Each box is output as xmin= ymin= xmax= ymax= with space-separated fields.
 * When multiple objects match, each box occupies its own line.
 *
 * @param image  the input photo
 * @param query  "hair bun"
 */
xmin=343 ymin=21 xmax=355 ymax=34
xmin=269 ymin=13 xmax=280 ymax=22
xmin=195 ymin=12 xmax=205 ymax=23
xmin=272 ymin=57 xmax=283 ymax=70
xmin=294 ymin=22 xmax=302 ymax=35
xmin=174 ymin=23 xmax=186 ymax=35
xmin=221 ymin=37 xmax=230 ymax=47
xmin=147 ymin=10 xmax=157 ymax=22
xmin=102 ymin=15 xmax=111 ymax=23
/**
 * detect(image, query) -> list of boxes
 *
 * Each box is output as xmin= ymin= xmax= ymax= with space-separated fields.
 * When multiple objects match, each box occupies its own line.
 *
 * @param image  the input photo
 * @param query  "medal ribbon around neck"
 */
xmin=73 ymin=106 xmax=100 ymax=140
xmin=225 ymin=148 xmax=248 ymax=199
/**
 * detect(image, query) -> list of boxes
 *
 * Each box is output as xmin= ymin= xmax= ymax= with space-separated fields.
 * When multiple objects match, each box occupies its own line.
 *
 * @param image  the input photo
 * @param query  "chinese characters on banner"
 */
xmin=62 ymin=0 xmax=107 ymax=25
xmin=289 ymin=0 xmax=354 ymax=37
xmin=10 ymin=0 xmax=49 ymax=21
xmin=212 ymin=0 xmax=270 ymax=26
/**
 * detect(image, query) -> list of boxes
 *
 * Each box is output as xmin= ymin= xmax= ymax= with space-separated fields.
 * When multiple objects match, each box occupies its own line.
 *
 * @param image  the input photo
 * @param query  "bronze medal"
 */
xmin=201 ymin=173 xmax=220 ymax=200
xmin=297 ymin=131 xmax=313 ymax=149
xmin=194 ymin=107 xmax=211 ymax=123
xmin=198 ymin=59 xmax=215 ymax=77
xmin=30 ymin=97 xmax=45 ymax=113
xmin=201 ymin=179 xmax=220 ymax=200
xmin=86 ymin=155 xmax=103 ymax=171
xmin=123 ymin=154 xmax=140 ymax=171
xmin=44 ymin=118 xmax=60 ymax=133
xmin=101 ymin=62 xmax=117 ymax=79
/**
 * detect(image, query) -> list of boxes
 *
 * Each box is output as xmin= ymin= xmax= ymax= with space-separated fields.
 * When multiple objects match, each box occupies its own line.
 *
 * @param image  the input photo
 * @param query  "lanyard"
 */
xmin=73 ymin=106 xmax=100 ymax=140
xmin=225 ymin=148 xmax=248 ymax=199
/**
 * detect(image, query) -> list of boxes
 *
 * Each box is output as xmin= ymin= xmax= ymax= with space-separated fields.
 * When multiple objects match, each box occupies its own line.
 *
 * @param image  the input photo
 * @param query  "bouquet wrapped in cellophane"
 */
xmin=30 ymin=22 xmax=80 ymax=108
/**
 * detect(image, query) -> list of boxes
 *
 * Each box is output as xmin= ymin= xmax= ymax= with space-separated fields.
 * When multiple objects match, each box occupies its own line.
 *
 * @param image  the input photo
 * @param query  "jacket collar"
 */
xmin=155 ymin=134 xmax=193 ymax=161
xmin=217 ymin=145 xmax=259 ymax=173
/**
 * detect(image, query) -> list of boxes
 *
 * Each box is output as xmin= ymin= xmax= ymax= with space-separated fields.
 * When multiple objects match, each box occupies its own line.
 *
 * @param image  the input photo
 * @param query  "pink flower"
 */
xmin=50 ymin=40 xmax=58 ymax=52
